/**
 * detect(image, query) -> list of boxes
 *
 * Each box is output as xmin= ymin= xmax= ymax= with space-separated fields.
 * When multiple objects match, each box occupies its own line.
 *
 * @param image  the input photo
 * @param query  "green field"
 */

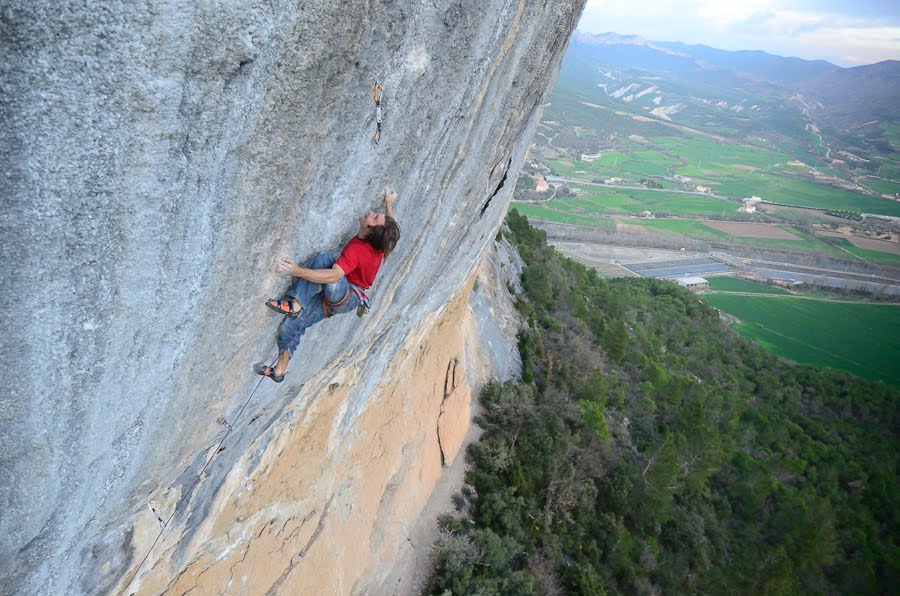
xmin=509 ymin=203 xmax=615 ymax=228
xmin=712 ymin=171 xmax=900 ymax=216
xmin=529 ymin=58 xmax=900 ymax=290
xmin=707 ymin=277 xmax=790 ymax=294
xmin=822 ymin=237 xmax=900 ymax=266
xmin=546 ymin=135 xmax=900 ymax=216
xmin=863 ymin=177 xmax=900 ymax=196
xmin=520 ymin=201 xmax=885 ymax=261
xmin=573 ymin=186 xmax=742 ymax=216
xmin=704 ymin=294 xmax=900 ymax=386
xmin=628 ymin=218 xmax=731 ymax=238
xmin=654 ymin=136 xmax=787 ymax=173
xmin=843 ymin=246 xmax=900 ymax=266
xmin=726 ymin=230 xmax=844 ymax=255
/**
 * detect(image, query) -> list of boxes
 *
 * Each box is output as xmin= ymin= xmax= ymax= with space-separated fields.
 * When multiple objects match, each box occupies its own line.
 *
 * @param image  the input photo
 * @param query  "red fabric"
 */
xmin=335 ymin=236 xmax=383 ymax=289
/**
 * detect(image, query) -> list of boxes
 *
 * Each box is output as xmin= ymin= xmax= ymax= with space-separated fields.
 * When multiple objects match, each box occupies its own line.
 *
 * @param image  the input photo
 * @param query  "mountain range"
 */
xmin=572 ymin=31 xmax=900 ymax=134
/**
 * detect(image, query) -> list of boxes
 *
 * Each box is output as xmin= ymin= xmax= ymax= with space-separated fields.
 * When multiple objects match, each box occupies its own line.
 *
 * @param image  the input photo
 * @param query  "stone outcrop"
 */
xmin=437 ymin=357 xmax=470 ymax=467
xmin=0 ymin=1 xmax=583 ymax=593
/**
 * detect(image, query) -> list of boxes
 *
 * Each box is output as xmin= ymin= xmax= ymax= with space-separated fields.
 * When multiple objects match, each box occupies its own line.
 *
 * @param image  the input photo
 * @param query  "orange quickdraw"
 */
xmin=372 ymin=81 xmax=383 ymax=145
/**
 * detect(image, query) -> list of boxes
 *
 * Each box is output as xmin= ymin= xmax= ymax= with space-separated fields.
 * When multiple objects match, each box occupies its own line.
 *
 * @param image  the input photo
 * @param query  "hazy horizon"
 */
xmin=578 ymin=0 xmax=900 ymax=67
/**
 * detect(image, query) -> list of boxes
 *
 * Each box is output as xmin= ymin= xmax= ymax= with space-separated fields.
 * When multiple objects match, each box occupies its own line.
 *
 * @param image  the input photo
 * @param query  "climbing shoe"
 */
xmin=265 ymin=298 xmax=301 ymax=318
xmin=254 ymin=362 xmax=285 ymax=383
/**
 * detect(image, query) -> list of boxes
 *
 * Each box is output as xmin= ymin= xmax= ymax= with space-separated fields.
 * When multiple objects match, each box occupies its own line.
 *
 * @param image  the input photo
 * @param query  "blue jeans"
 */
xmin=276 ymin=251 xmax=360 ymax=356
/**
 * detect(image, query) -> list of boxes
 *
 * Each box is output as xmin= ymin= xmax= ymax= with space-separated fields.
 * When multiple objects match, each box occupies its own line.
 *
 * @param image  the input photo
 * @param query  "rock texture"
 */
xmin=0 ymin=1 xmax=583 ymax=593
xmin=436 ymin=357 xmax=470 ymax=468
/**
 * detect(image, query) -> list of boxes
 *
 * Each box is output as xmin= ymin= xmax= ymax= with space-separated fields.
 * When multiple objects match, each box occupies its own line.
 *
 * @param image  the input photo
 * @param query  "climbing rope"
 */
xmin=116 ymin=352 xmax=278 ymax=596
xmin=372 ymin=80 xmax=383 ymax=145
xmin=118 ymin=285 xmax=347 ymax=594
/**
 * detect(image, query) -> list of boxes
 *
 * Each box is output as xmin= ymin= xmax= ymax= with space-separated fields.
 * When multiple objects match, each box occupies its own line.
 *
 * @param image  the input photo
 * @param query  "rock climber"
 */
xmin=254 ymin=187 xmax=400 ymax=382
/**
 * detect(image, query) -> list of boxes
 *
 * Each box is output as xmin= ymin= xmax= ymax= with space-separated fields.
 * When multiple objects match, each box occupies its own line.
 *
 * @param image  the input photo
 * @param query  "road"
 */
xmin=742 ymin=257 xmax=900 ymax=284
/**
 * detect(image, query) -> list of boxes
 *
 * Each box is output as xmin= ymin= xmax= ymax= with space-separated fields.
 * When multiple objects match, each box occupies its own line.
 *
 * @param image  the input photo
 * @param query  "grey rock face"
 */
xmin=0 ymin=1 xmax=584 ymax=593
xmin=469 ymin=233 xmax=525 ymax=382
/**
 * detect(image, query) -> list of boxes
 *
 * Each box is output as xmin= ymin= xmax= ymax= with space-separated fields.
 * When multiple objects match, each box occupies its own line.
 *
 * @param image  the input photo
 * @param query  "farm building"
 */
xmin=674 ymin=276 xmax=709 ymax=291
xmin=740 ymin=196 xmax=762 ymax=213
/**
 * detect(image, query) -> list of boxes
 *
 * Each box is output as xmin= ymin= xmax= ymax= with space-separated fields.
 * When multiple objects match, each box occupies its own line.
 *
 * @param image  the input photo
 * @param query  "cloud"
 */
xmin=578 ymin=0 xmax=900 ymax=65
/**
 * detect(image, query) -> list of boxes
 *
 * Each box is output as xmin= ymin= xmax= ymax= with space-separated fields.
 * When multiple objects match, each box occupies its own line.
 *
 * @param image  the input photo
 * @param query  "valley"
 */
xmin=513 ymin=32 xmax=900 ymax=382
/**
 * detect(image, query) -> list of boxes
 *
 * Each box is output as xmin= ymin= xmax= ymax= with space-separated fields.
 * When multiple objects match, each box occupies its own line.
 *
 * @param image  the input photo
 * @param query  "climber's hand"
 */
xmin=384 ymin=187 xmax=396 ymax=218
xmin=273 ymin=257 xmax=300 ymax=276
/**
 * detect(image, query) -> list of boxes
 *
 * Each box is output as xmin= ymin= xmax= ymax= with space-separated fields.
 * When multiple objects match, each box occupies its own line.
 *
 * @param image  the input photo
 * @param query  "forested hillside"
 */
xmin=427 ymin=210 xmax=898 ymax=594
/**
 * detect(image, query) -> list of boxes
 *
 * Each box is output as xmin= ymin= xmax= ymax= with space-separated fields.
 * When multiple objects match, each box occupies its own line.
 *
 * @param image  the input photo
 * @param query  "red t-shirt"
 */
xmin=335 ymin=236 xmax=384 ymax=289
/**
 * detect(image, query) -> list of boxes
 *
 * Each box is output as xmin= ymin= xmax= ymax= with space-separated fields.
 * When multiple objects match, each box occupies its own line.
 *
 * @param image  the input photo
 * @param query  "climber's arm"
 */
xmin=273 ymin=257 xmax=344 ymax=284
xmin=294 ymin=264 xmax=345 ymax=284
xmin=384 ymin=186 xmax=396 ymax=219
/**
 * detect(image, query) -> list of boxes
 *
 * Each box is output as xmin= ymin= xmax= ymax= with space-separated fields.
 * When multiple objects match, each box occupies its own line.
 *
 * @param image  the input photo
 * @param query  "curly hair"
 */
xmin=368 ymin=215 xmax=401 ymax=257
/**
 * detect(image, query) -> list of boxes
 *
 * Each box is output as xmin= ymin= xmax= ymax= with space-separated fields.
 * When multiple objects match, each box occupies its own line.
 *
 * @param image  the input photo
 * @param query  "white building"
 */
xmin=674 ymin=276 xmax=709 ymax=291
xmin=741 ymin=196 xmax=762 ymax=213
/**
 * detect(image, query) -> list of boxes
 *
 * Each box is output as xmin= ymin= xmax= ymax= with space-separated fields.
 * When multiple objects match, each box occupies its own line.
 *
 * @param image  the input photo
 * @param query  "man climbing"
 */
xmin=254 ymin=187 xmax=400 ymax=382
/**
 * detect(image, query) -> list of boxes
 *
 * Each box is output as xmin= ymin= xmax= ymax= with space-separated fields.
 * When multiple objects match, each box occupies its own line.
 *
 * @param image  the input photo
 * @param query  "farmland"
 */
xmin=513 ymin=35 xmax=900 ymax=388
xmin=544 ymin=135 xmax=900 ymax=216
xmin=625 ymin=218 xmax=730 ymax=238
xmin=704 ymin=294 xmax=900 ymax=386
xmin=711 ymin=171 xmax=900 ymax=215
xmin=509 ymin=202 xmax=614 ymax=228
xmin=701 ymin=221 xmax=800 ymax=239
xmin=706 ymin=277 xmax=790 ymax=294
xmin=571 ymin=186 xmax=742 ymax=216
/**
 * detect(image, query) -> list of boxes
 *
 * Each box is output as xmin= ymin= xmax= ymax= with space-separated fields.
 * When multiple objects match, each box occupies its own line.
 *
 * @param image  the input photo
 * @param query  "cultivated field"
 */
xmin=543 ymin=132 xmax=900 ymax=216
xmin=624 ymin=219 xmax=730 ymax=238
xmin=510 ymin=203 xmax=614 ymax=228
xmin=704 ymin=294 xmax=900 ymax=386
xmin=706 ymin=277 xmax=790 ymax=294
xmin=549 ymin=241 xmax=695 ymax=263
xmin=572 ymin=186 xmax=740 ymax=216
xmin=818 ymin=232 xmax=900 ymax=256
xmin=525 ymin=47 xmax=900 ymax=389
xmin=702 ymin=221 xmax=801 ymax=239
xmin=815 ymin=235 xmax=900 ymax=266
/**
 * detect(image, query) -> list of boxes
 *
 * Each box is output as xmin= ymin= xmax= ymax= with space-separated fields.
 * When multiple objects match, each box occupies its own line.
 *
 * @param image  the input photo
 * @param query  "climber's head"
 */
xmin=358 ymin=210 xmax=401 ymax=257
xmin=360 ymin=211 xmax=386 ymax=230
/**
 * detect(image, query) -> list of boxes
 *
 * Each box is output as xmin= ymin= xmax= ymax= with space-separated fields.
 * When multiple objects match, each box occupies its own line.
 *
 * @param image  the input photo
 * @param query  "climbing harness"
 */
xmin=351 ymin=285 xmax=371 ymax=317
xmin=322 ymin=288 xmax=352 ymax=318
xmin=372 ymin=81 xmax=383 ymax=145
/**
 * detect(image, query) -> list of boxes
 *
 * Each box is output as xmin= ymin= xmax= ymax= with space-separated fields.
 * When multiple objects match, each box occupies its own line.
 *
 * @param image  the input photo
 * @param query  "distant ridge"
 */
xmin=573 ymin=31 xmax=900 ymax=129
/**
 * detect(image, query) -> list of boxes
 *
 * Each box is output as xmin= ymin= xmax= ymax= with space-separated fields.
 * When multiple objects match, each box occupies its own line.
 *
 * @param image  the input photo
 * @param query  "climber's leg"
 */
xmin=283 ymin=251 xmax=337 ymax=312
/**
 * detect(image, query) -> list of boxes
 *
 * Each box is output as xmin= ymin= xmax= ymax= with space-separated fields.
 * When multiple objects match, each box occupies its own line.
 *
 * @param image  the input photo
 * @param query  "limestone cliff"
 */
xmin=0 ymin=1 xmax=584 ymax=593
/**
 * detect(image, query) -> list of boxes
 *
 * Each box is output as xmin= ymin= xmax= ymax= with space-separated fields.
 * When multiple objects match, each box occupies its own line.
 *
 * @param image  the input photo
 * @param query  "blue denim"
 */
xmin=276 ymin=251 xmax=360 ymax=356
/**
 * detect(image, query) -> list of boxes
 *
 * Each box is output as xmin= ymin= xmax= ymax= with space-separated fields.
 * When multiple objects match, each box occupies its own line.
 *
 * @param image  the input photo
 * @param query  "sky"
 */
xmin=578 ymin=0 xmax=900 ymax=66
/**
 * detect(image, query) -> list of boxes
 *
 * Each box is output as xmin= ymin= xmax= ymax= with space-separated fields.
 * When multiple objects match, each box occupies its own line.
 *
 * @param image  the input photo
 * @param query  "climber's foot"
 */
xmin=254 ymin=362 xmax=285 ymax=383
xmin=266 ymin=298 xmax=301 ymax=317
